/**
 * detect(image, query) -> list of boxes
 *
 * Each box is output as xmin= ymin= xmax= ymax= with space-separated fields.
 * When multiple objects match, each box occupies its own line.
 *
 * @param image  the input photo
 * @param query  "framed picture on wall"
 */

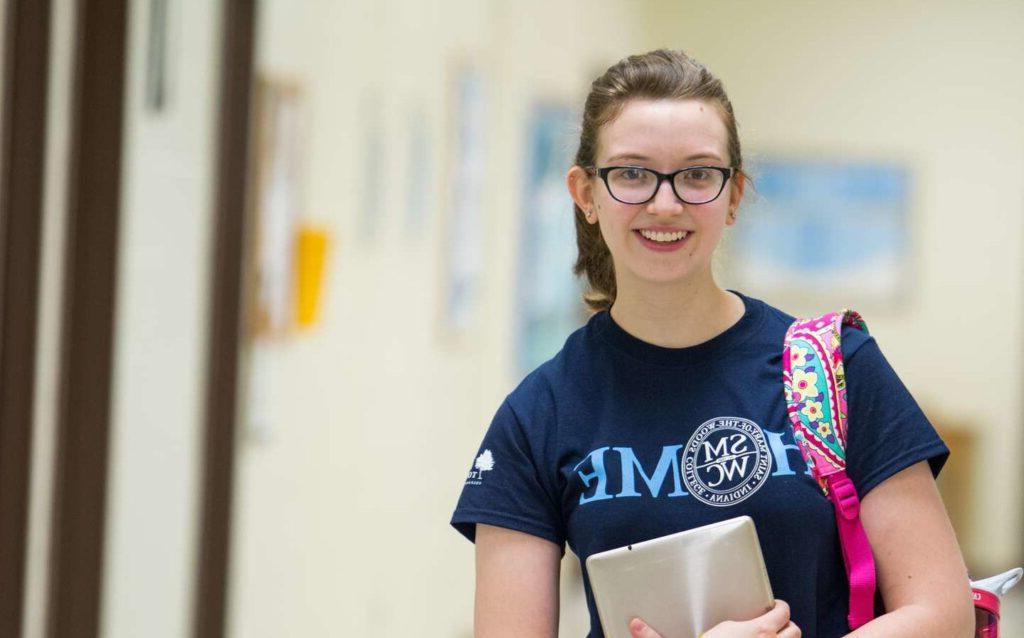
xmin=515 ymin=102 xmax=586 ymax=375
xmin=358 ymin=88 xmax=385 ymax=243
xmin=439 ymin=65 xmax=487 ymax=336
xmin=245 ymin=77 xmax=307 ymax=341
xmin=404 ymin=103 xmax=434 ymax=238
xmin=727 ymin=156 xmax=912 ymax=309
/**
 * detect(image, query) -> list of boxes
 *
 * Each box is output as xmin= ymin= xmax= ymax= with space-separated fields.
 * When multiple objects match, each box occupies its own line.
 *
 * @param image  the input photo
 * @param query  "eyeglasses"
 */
xmin=596 ymin=165 xmax=735 ymax=205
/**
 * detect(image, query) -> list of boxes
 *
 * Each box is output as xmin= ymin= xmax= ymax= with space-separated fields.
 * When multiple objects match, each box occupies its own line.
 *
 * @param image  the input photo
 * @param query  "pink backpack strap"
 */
xmin=783 ymin=310 xmax=876 ymax=630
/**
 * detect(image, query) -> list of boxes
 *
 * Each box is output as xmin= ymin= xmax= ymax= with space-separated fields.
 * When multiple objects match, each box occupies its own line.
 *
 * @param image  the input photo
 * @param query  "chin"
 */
xmin=630 ymin=267 xmax=702 ymax=287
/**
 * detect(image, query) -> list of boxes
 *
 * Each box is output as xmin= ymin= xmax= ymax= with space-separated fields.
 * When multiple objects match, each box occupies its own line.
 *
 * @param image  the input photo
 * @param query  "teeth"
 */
xmin=639 ymin=229 xmax=688 ymax=243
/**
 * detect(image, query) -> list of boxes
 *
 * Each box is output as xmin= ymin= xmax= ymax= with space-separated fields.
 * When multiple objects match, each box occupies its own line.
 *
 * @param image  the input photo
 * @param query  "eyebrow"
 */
xmin=605 ymin=152 xmax=724 ymax=164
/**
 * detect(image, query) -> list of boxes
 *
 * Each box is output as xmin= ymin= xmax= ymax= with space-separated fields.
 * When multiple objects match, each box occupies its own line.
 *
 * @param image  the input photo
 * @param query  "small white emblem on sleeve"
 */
xmin=475 ymin=450 xmax=495 ymax=472
xmin=466 ymin=449 xmax=494 ymax=484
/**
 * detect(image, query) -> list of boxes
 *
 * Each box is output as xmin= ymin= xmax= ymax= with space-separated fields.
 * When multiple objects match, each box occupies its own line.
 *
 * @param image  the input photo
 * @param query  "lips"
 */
xmin=633 ymin=229 xmax=691 ymax=252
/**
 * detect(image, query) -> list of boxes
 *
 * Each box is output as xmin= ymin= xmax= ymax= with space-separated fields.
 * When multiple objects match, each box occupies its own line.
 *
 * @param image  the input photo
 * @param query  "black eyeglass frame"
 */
xmin=595 ymin=165 xmax=735 ymax=205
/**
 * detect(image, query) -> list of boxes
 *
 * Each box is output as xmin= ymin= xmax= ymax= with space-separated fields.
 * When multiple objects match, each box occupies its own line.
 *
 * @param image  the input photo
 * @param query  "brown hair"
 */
xmin=572 ymin=49 xmax=746 ymax=313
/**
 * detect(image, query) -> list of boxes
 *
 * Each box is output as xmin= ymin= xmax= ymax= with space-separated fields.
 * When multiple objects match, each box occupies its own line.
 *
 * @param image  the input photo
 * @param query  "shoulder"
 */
xmin=840 ymin=321 xmax=874 ymax=362
xmin=745 ymin=292 xmax=876 ymax=357
xmin=730 ymin=292 xmax=792 ymax=354
xmin=504 ymin=317 xmax=594 ymax=426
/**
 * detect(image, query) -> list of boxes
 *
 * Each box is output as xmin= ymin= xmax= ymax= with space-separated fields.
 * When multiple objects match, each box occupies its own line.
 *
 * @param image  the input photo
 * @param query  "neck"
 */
xmin=608 ymin=271 xmax=744 ymax=348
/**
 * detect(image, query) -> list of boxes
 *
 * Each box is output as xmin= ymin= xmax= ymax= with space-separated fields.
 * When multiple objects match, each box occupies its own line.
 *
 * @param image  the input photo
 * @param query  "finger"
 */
xmin=778 ymin=620 xmax=802 ymax=638
xmin=765 ymin=599 xmax=791 ymax=629
xmin=628 ymin=617 xmax=664 ymax=638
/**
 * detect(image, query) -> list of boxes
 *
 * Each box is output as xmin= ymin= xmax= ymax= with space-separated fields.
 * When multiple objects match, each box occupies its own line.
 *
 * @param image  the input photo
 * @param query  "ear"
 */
xmin=567 ymin=165 xmax=598 ymax=224
xmin=726 ymin=169 xmax=746 ymax=226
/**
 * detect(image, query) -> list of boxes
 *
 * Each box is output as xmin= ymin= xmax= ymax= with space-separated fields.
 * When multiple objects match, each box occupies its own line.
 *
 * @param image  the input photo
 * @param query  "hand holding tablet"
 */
xmin=628 ymin=600 xmax=800 ymax=638
xmin=586 ymin=516 xmax=789 ymax=638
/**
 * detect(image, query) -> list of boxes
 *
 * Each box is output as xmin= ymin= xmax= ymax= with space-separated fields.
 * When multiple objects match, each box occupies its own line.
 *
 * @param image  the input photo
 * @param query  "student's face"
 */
xmin=571 ymin=98 xmax=743 ymax=293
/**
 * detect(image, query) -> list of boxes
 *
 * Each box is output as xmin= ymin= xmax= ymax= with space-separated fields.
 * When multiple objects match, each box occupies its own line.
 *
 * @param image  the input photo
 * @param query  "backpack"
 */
xmin=783 ymin=311 xmax=1021 ymax=636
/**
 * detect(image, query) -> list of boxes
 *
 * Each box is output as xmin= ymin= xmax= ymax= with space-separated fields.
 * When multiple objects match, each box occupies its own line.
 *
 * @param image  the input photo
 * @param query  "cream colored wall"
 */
xmin=227 ymin=1 xmax=653 ymax=636
xmin=228 ymin=2 xmax=1024 ymax=637
xmin=99 ymin=0 xmax=222 ymax=636
xmin=643 ymin=0 xmax=1024 ymax=572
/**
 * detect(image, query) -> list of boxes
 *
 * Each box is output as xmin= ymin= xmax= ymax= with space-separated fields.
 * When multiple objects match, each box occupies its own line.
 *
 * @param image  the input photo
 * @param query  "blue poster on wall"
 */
xmin=732 ymin=158 xmax=910 ymax=303
xmin=516 ymin=104 xmax=586 ymax=376
xmin=443 ymin=68 xmax=487 ymax=333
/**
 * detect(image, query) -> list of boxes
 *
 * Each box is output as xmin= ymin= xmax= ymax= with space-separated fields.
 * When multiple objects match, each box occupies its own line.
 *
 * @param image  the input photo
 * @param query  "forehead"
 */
xmin=598 ymin=98 xmax=729 ymax=165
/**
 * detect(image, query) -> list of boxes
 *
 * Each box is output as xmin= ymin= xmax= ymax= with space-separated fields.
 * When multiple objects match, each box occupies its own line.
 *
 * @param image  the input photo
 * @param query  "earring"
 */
xmin=586 ymin=210 xmax=594 ymax=220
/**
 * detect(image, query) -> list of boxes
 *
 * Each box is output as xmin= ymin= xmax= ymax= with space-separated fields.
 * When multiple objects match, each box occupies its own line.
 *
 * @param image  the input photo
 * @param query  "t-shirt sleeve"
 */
xmin=842 ymin=330 xmax=950 ymax=498
xmin=450 ymin=399 xmax=566 ymax=553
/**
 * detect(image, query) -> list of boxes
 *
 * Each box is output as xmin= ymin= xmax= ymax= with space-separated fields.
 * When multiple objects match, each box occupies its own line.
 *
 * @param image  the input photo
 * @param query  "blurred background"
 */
xmin=1 ymin=0 xmax=1022 ymax=637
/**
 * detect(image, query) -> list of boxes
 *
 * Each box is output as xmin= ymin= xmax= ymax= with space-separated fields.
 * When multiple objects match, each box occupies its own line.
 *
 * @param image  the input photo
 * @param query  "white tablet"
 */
xmin=585 ymin=516 xmax=775 ymax=638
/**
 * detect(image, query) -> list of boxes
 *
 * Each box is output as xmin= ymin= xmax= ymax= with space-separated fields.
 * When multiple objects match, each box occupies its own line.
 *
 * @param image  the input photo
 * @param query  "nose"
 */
xmin=646 ymin=176 xmax=685 ymax=215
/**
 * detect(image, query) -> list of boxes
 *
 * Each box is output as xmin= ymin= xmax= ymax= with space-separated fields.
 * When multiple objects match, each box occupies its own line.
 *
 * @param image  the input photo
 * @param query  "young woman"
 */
xmin=451 ymin=49 xmax=974 ymax=638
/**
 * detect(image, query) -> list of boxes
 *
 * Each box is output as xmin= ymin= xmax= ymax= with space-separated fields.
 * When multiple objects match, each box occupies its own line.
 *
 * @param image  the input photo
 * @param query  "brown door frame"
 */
xmin=193 ymin=1 xmax=257 ymax=637
xmin=0 ymin=0 xmax=52 ymax=636
xmin=45 ymin=0 xmax=128 ymax=636
xmin=2 ymin=0 xmax=256 ymax=634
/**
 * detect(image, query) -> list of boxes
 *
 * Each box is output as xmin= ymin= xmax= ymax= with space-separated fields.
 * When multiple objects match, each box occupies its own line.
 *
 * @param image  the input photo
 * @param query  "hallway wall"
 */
xmin=644 ymin=0 xmax=1024 ymax=570
xmin=226 ymin=1 xmax=654 ymax=636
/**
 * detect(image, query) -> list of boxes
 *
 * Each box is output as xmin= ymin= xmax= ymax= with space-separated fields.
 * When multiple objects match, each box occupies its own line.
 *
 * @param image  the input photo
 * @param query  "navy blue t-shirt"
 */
xmin=451 ymin=292 xmax=949 ymax=637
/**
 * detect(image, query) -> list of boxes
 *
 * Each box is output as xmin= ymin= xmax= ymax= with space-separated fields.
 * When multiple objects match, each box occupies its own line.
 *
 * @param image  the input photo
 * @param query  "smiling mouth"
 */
xmin=635 ymin=229 xmax=690 ymax=243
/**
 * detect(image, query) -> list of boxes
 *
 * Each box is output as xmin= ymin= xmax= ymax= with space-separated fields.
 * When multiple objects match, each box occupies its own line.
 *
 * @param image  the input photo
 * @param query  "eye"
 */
xmin=620 ymin=167 xmax=645 ymax=181
xmin=684 ymin=168 xmax=711 ymax=182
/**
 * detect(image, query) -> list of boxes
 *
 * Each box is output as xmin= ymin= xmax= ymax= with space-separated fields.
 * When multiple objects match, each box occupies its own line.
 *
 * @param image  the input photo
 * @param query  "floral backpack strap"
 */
xmin=783 ymin=310 xmax=876 ymax=631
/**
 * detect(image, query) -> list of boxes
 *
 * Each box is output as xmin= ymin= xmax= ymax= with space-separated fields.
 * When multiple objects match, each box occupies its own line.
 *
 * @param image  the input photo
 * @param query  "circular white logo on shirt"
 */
xmin=682 ymin=417 xmax=772 ymax=507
